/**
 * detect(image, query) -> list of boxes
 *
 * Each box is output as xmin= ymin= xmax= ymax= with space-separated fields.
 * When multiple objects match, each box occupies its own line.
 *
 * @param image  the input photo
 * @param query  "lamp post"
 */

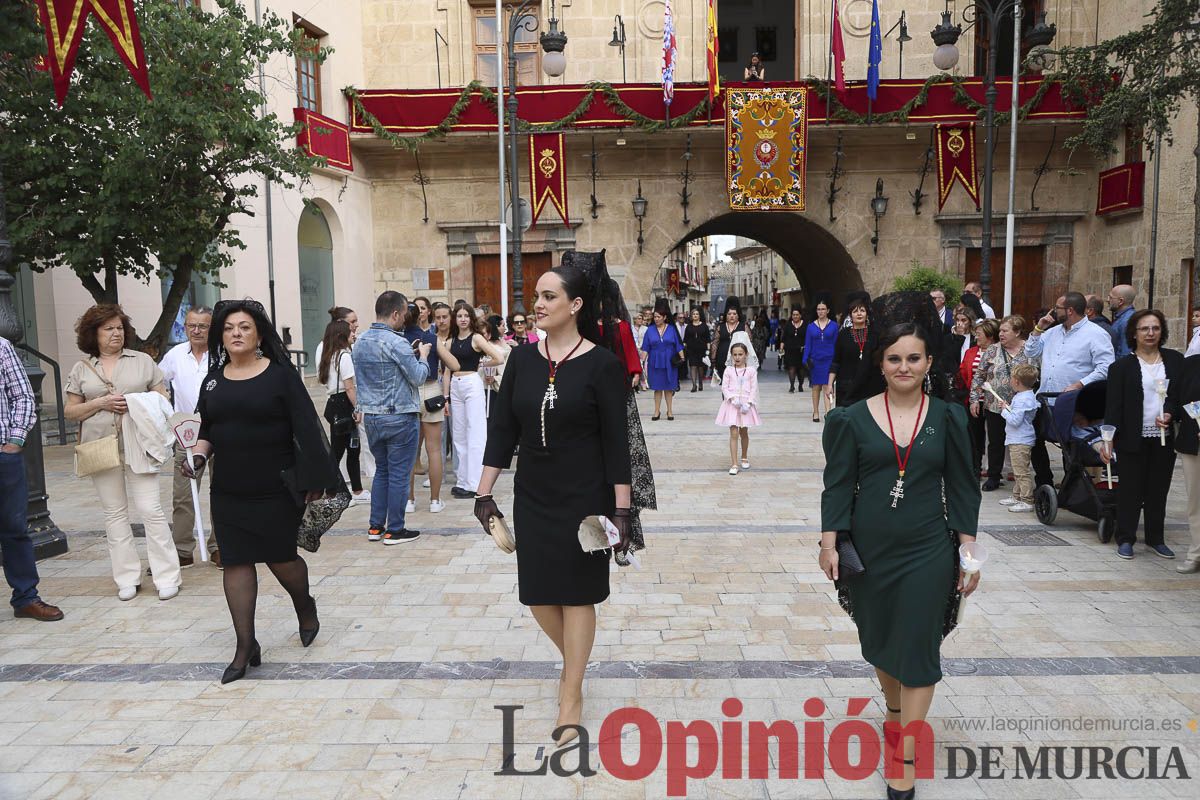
xmin=929 ymin=1 xmax=1055 ymax=307
xmin=609 ymin=14 xmax=627 ymax=83
xmin=632 ymin=180 xmax=648 ymax=255
xmin=885 ymin=10 xmax=913 ymax=79
xmin=870 ymin=178 xmax=889 ymax=255
xmin=0 ymin=166 xmax=68 ymax=561
xmin=505 ymin=0 xmax=567 ymax=314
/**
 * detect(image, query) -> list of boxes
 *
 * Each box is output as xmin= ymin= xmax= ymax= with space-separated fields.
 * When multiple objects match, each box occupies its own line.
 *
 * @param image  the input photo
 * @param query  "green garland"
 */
xmin=344 ymin=72 xmax=1061 ymax=155
xmin=343 ymin=80 xmax=710 ymax=153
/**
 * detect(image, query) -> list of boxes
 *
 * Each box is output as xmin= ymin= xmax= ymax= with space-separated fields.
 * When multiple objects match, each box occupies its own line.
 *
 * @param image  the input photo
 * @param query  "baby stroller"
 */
xmin=1033 ymin=382 xmax=1120 ymax=543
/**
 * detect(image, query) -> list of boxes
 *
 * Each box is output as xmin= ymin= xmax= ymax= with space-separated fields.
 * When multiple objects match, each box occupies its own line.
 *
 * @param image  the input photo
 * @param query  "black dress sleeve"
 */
xmin=1104 ymin=356 xmax=1126 ymax=431
xmin=280 ymin=363 xmax=342 ymax=492
xmin=596 ymin=352 xmax=633 ymax=486
xmin=197 ymin=376 xmax=212 ymax=443
xmin=483 ymin=345 xmax=522 ymax=469
xmin=830 ymin=329 xmax=848 ymax=376
xmin=943 ymin=402 xmax=981 ymax=537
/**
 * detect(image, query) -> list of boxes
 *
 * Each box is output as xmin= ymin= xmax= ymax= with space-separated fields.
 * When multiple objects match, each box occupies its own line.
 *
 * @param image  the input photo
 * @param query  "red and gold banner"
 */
xmin=726 ymin=87 xmax=808 ymax=211
xmin=37 ymin=0 xmax=151 ymax=105
xmin=935 ymin=122 xmax=980 ymax=211
xmin=705 ymin=0 xmax=719 ymax=102
xmin=349 ymin=78 xmax=1083 ymax=135
xmin=294 ymin=108 xmax=354 ymax=171
xmin=529 ymin=132 xmax=568 ymax=226
xmin=1096 ymin=161 xmax=1145 ymax=216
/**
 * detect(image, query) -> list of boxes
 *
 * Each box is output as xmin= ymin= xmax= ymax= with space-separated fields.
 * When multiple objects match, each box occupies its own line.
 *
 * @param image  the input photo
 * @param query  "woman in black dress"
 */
xmin=184 ymin=300 xmax=343 ymax=684
xmin=712 ymin=305 xmax=748 ymax=381
xmin=828 ymin=298 xmax=878 ymax=407
xmin=474 ymin=265 xmax=632 ymax=748
xmin=779 ymin=307 xmax=806 ymax=392
xmin=683 ymin=308 xmax=711 ymax=392
xmin=751 ymin=310 xmax=771 ymax=368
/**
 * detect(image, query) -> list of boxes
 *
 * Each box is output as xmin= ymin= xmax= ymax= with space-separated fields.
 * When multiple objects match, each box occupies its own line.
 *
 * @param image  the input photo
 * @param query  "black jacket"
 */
xmin=1104 ymin=349 xmax=1184 ymax=453
xmin=1168 ymin=354 xmax=1200 ymax=456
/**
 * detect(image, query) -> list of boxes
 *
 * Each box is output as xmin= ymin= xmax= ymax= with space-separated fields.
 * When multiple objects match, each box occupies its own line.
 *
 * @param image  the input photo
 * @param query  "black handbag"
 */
xmin=835 ymin=529 xmax=865 ymax=580
xmin=424 ymin=394 xmax=447 ymax=413
xmin=322 ymin=356 xmax=356 ymax=436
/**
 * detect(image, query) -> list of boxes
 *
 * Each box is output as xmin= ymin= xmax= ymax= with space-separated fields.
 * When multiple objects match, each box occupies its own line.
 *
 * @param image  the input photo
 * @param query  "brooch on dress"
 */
xmin=205 ymin=379 xmax=217 ymax=392
xmin=925 ymin=426 xmax=936 ymax=435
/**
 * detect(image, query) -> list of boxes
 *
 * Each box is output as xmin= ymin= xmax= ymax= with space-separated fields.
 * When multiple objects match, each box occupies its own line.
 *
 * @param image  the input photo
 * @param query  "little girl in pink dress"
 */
xmin=715 ymin=343 xmax=762 ymax=474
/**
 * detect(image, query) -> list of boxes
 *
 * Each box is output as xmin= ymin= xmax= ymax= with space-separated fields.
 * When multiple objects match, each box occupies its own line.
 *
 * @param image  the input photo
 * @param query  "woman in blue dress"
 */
xmin=804 ymin=300 xmax=838 ymax=422
xmin=641 ymin=301 xmax=685 ymax=420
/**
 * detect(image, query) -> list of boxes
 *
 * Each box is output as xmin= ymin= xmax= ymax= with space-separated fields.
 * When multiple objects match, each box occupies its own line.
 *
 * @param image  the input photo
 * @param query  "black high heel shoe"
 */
xmin=885 ymin=758 xmax=916 ymax=799
xmin=299 ymin=596 xmax=319 ymax=647
xmin=221 ymin=641 xmax=261 ymax=685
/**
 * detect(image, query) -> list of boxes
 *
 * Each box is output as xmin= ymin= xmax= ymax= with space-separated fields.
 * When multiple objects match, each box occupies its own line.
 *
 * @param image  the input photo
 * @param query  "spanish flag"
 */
xmin=706 ymin=0 xmax=720 ymax=102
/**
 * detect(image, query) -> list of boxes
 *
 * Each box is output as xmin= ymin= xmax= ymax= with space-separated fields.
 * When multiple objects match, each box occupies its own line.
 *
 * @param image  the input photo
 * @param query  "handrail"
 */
xmin=13 ymin=343 xmax=67 ymax=445
xmin=288 ymin=349 xmax=309 ymax=373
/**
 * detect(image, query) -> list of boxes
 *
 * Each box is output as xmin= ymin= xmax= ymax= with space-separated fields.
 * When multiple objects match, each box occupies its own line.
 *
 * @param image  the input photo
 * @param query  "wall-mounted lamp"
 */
xmin=632 ymin=180 xmax=648 ymax=254
xmin=870 ymin=178 xmax=889 ymax=255
xmin=609 ymin=14 xmax=626 ymax=83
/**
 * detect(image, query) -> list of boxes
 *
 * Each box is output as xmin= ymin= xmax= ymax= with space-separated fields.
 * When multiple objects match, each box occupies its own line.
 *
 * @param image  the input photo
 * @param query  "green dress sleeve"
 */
xmin=943 ymin=401 xmax=981 ymax=537
xmin=820 ymin=406 xmax=859 ymax=531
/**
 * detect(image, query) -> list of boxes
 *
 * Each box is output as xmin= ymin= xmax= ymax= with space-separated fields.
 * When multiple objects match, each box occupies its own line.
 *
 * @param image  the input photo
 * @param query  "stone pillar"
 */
xmin=0 ymin=172 xmax=69 ymax=560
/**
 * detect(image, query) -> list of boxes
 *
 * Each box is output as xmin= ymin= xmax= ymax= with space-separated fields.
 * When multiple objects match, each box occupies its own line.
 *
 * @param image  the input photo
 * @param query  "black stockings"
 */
xmin=222 ymin=556 xmax=315 ymax=668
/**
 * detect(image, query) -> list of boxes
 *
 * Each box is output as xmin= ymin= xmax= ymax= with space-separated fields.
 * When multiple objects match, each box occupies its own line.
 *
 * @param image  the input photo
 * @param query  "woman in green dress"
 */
xmin=819 ymin=323 xmax=981 ymax=800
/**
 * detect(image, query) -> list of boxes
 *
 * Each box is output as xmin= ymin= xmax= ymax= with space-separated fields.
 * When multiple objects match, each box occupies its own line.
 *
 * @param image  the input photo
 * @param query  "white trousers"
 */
xmin=1183 ymin=454 xmax=1200 ymax=563
xmin=91 ymin=465 xmax=181 ymax=591
xmin=450 ymin=373 xmax=486 ymax=492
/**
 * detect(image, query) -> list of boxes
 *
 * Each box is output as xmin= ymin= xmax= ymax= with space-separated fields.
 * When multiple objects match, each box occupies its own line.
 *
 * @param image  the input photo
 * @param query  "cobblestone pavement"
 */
xmin=2 ymin=362 xmax=1198 ymax=799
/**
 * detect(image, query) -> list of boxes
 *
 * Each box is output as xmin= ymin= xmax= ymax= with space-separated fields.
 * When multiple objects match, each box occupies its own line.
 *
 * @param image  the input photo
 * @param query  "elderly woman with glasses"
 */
xmin=506 ymin=313 xmax=539 ymax=346
xmin=1099 ymin=309 xmax=1183 ymax=561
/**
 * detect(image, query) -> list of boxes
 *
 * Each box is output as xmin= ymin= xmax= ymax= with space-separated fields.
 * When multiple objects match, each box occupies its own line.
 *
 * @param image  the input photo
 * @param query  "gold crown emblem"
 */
xmin=755 ymin=128 xmax=777 ymax=141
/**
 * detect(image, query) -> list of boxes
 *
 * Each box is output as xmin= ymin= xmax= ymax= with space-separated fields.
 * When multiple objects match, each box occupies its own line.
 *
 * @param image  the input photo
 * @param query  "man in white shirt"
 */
xmin=159 ymin=307 xmax=220 ymax=568
xmin=964 ymin=281 xmax=996 ymax=319
xmin=1024 ymin=291 xmax=1115 ymax=487
xmin=930 ymin=289 xmax=953 ymax=332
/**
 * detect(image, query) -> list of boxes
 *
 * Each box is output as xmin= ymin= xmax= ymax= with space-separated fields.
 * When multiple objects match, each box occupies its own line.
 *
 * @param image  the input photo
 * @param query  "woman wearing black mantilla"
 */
xmin=184 ymin=300 xmax=345 ymax=685
xmin=473 ymin=264 xmax=633 ymax=750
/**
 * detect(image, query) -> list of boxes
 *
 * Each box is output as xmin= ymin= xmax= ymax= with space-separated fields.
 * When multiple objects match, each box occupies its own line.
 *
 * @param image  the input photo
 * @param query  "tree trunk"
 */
xmin=140 ymin=255 xmax=195 ymax=360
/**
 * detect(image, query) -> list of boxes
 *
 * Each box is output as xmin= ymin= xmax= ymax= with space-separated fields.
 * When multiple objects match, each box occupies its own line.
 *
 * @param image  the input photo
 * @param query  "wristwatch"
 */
xmin=5 ymin=437 xmax=24 ymax=448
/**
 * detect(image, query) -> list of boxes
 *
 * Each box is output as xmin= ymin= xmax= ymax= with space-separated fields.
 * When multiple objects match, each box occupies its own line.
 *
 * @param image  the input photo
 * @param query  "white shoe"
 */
xmin=430 ymin=500 xmax=445 ymax=513
xmin=729 ymin=467 xmax=739 ymax=475
xmin=1176 ymin=560 xmax=1200 ymax=574
xmin=1008 ymin=502 xmax=1034 ymax=513
xmin=998 ymin=497 xmax=1019 ymax=506
xmin=118 ymin=586 xmax=138 ymax=601
xmin=405 ymin=499 xmax=416 ymax=513
xmin=350 ymin=490 xmax=372 ymax=507
xmin=741 ymin=460 xmax=750 ymax=470
xmin=423 ymin=478 xmax=431 ymax=488
xmin=158 ymin=586 xmax=179 ymax=601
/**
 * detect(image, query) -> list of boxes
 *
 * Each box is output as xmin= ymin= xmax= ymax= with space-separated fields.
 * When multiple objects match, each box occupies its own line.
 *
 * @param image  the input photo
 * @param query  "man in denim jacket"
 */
xmin=352 ymin=291 xmax=431 ymax=545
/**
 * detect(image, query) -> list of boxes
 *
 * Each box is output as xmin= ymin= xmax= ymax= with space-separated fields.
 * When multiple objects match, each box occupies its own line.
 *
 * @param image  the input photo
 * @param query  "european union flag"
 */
xmin=867 ymin=0 xmax=882 ymax=101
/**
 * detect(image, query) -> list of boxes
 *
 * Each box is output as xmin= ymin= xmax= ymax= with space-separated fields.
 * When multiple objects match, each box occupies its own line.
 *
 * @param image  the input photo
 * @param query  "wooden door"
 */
xmin=965 ymin=246 xmax=1044 ymax=322
xmin=471 ymin=252 xmax=553 ymax=311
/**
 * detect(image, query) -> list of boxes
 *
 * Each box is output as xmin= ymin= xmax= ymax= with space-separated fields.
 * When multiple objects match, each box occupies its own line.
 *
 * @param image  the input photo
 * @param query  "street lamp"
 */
xmin=506 ymin=0 xmax=568 ymax=313
xmin=870 ymin=178 xmax=889 ymax=255
xmin=609 ymin=14 xmax=627 ymax=83
xmin=929 ymin=0 xmax=1055 ymax=307
xmin=632 ymin=180 xmax=648 ymax=255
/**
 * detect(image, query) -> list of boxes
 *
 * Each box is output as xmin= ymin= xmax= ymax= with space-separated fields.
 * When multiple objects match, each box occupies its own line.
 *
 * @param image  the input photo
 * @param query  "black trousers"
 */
xmin=1030 ymin=405 xmax=1055 ymax=487
xmin=967 ymin=409 xmax=986 ymax=476
xmin=984 ymin=410 xmax=1007 ymax=479
xmin=330 ymin=428 xmax=362 ymax=493
xmin=1115 ymin=439 xmax=1176 ymax=546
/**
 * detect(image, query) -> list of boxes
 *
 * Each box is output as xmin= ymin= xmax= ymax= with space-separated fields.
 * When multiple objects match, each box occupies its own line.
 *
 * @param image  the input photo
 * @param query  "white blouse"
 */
xmin=1137 ymin=357 xmax=1167 ymax=437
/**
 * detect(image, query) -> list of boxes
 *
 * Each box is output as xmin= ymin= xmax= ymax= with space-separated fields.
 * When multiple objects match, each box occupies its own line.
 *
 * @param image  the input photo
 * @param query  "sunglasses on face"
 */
xmin=512 ymin=319 xmax=526 ymax=325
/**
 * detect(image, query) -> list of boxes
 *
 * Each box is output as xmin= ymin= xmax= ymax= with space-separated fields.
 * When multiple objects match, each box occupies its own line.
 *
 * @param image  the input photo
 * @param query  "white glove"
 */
xmin=739 ymin=403 xmax=750 ymax=414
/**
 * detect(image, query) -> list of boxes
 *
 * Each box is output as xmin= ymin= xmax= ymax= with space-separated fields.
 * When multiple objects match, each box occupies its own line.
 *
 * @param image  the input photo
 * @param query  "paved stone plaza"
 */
xmin=1 ymin=367 xmax=1198 ymax=800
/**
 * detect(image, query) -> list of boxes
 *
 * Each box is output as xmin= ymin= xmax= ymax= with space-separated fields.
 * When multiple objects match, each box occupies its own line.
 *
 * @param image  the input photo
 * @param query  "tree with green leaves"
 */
xmin=893 ymin=262 xmax=963 ymax=298
xmin=0 ymin=0 xmax=324 ymax=356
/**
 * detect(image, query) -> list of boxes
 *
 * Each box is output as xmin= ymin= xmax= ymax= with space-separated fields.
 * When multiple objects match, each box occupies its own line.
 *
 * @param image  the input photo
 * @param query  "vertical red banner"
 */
xmin=529 ymin=132 xmax=569 ymax=226
xmin=935 ymin=122 xmax=980 ymax=210
xmin=38 ymin=0 xmax=152 ymax=105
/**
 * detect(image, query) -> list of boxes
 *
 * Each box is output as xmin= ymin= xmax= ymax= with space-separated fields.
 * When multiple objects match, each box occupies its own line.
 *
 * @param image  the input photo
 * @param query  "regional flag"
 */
xmin=706 ymin=0 xmax=720 ymax=102
xmin=867 ymin=0 xmax=882 ymax=101
xmin=663 ymin=0 xmax=677 ymax=110
xmin=831 ymin=0 xmax=846 ymax=93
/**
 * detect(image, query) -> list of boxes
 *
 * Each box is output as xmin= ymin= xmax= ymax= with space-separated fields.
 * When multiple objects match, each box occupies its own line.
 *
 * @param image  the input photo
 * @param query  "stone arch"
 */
xmin=670 ymin=211 xmax=865 ymax=305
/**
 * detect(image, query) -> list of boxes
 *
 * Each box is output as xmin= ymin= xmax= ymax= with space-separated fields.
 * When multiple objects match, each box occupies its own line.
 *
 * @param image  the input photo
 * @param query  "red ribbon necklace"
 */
xmin=884 ymin=390 xmax=926 ymax=508
xmin=851 ymin=325 xmax=869 ymax=360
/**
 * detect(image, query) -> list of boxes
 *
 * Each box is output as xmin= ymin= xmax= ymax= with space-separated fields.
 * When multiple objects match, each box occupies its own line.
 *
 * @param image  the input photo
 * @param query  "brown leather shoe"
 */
xmin=210 ymin=549 xmax=223 ymax=570
xmin=14 ymin=600 xmax=64 ymax=622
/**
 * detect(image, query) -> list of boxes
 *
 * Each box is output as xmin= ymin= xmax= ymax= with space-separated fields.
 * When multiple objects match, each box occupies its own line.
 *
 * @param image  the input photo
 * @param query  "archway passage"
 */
xmin=298 ymin=206 xmax=335 ymax=373
xmin=682 ymin=212 xmax=864 ymax=310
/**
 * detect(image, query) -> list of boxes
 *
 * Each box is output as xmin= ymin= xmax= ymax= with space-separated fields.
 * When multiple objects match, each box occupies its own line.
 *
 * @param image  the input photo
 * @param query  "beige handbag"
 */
xmin=488 ymin=515 xmax=515 ymax=554
xmin=577 ymin=515 xmax=613 ymax=553
xmin=74 ymin=361 xmax=123 ymax=477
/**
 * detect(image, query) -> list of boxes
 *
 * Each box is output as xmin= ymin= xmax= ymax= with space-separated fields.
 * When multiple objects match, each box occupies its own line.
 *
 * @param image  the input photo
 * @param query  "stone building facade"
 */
xmin=12 ymin=0 xmax=1198 ymax=379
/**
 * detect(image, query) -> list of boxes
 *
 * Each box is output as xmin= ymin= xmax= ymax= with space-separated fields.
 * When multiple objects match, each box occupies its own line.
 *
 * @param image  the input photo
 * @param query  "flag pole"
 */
xmin=826 ymin=0 xmax=834 ymax=126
